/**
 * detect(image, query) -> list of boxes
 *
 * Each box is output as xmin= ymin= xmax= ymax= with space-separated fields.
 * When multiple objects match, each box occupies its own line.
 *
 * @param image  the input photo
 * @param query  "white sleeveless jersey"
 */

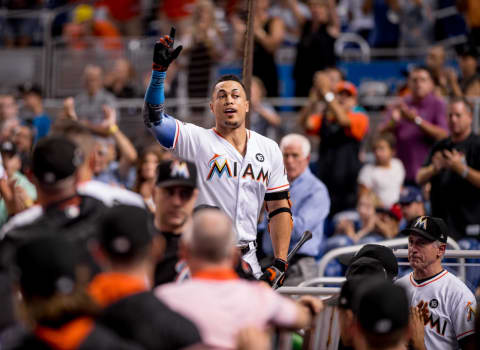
xmin=170 ymin=121 xmax=289 ymax=242
xmin=396 ymin=270 xmax=476 ymax=349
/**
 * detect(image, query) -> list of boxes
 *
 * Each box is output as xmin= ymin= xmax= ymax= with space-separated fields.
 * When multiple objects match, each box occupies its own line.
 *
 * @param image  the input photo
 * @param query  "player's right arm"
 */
xmin=143 ymin=28 xmax=183 ymax=149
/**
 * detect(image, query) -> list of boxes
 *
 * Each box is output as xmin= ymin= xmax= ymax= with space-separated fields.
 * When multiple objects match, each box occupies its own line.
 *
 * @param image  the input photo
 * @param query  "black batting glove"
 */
xmin=260 ymin=258 xmax=288 ymax=288
xmin=153 ymin=27 xmax=183 ymax=72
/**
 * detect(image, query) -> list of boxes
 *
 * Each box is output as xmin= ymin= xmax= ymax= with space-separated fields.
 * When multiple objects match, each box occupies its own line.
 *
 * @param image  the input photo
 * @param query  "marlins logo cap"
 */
xmin=401 ymin=216 xmax=448 ymax=243
xmin=156 ymin=159 xmax=197 ymax=188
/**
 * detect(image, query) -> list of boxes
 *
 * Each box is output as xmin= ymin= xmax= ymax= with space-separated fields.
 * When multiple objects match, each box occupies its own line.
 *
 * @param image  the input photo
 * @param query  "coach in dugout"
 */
xmin=396 ymin=216 xmax=477 ymax=350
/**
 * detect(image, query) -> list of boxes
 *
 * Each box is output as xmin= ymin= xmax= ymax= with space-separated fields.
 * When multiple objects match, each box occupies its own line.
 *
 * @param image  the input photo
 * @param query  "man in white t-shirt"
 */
xmin=396 ymin=216 xmax=476 ymax=350
xmin=143 ymin=28 xmax=292 ymax=282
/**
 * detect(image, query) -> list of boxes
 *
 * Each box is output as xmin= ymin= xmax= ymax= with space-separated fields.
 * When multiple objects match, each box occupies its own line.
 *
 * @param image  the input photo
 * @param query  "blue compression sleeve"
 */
xmin=145 ymin=70 xmax=166 ymax=105
xmin=143 ymin=70 xmax=178 ymax=148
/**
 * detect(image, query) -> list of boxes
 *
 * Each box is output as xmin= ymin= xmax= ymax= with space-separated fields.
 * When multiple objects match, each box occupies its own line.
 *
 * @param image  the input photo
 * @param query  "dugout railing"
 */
xmin=276 ymin=246 xmax=480 ymax=350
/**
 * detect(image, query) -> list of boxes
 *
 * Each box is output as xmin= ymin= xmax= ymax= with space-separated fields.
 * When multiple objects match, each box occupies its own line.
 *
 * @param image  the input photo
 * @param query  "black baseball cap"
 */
xmin=156 ymin=159 xmax=197 ymax=188
xmin=354 ymin=280 xmax=409 ymax=335
xmin=15 ymin=236 xmax=81 ymax=298
xmin=0 ymin=141 xmax=17 ymax=156
xmin=338 ymin=276 xmax=370 ymax=310
xmin=99 ymin=205 xmax=156 ymax=261
xmin=32 ymin=136 xmax=84 ymax=185
xmin=339 ymin=244 xmax=398 ymax=280
xmin=400 ymin=215 xmax=448 ymax=243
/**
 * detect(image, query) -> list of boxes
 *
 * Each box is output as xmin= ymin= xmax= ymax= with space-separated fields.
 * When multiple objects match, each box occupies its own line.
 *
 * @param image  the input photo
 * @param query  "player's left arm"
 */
xmin=266 ymin=197 xmax=292 ymax=261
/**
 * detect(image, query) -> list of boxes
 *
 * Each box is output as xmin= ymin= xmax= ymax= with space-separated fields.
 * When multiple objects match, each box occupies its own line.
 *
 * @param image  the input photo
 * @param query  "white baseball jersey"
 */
xmin=396 ymin=270 xmax=476 ymax=349
xmin=169 ymin=121 xmax=289 ymax=242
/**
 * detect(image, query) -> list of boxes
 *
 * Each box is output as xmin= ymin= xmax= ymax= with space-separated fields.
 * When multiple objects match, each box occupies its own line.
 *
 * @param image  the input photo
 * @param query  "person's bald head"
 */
xmin=182 ymin=208 xmax=236 ymax=263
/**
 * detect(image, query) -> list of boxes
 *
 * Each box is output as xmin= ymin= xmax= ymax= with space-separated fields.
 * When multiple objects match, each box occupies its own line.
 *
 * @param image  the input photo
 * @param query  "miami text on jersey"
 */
xmin=207 ymin=154 xmax=269 ymax=184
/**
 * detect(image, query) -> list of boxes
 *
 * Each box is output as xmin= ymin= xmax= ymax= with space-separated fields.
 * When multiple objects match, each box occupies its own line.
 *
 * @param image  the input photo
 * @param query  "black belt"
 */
xmin=237 ymin=241 xmax=257 ymax=255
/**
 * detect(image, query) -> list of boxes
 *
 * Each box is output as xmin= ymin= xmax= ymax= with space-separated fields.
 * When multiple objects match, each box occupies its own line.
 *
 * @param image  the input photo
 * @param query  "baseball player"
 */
xmin=396 ymin=216 xmax=477 ymax=350
xmin=142 ymin=28 xmax=292 ymax=283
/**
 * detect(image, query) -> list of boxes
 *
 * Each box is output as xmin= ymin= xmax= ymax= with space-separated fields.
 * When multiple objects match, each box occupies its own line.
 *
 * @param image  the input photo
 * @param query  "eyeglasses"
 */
xmin=162 ymin=186 xmax=194 ymax=201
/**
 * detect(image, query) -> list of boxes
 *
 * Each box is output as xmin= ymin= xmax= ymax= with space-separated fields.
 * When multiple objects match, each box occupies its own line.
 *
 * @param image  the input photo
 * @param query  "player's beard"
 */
xmin=162 ymin=211 xmax=188 ymax=231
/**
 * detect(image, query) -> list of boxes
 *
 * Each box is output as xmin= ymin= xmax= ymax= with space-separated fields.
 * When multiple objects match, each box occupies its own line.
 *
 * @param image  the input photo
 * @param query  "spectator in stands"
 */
xmin=18 ymin=83 xmax=51 ymax=141
xmin=457 ymin=45 xmax=480 ymax=98
xmin=12 ymin=125 xmax=34 ymax=173
xmin=369 ymin=0 xmax=400 ymax=49
xmin=0 ymin=141 xmax=36 ymax=226
xmin=249 ymin=76 xmax=282 ymax=137
xmin=269 ymin=0 xmax=311 ymax=44
xmin=74 ymin=65 xmax=117 ymax=125
xmin=398 ymin=186 xmax=426 ymax=228
xmin=96 ymin=0 xmax=142 ymax=36
xmin=417 ymin=98 xmax=480 ymax=242
xmin=63 ymin=4 xmax=122 ymax=51
xmin=252 ymin=0 xmax=285 ymax=97
xmin=358 ymin=132 xmax=405 ymax=208
xmin=262 ymin=134 xmax=330 ymax=285
xmin=293 ymin=0 xmax=339 ymax=97
xmin=3 ymin=0 xmax=42 ymax=47
xmin=457 ymin=0 xmax=480 ymax=49
xmin=331 ymin=190 xmax=379 ymax=245
xmin=134 ymin=145 xmax=173 ymax=213
xmin=399 ymin=0 xmax=435 ymax=48
xmin=426 ymin=45 xmax=463 ymax=98
xmin=380 ymin=66 xmax=448 ymax=184
xmin=0 ymin=94 xmax=20 ymax=142
xmin=104 ymin=58 xmax=138 ymax=98
xmin=90 ymin=106 xmax=137 ymax=189
xmin=153 ymin=159 xmax=198 ymax=285
xmin=337 ymin=0 xmax=374 ymax=41
xmin=373 ymin=204 xmax=402 ymax=241
xmin=304 ymin=74 xmax=369 ymax=216
xmin=183 ymin=0 xmax=225 ymax=115
xmin=88 ymin=205 xmax=202 ymax=350
xmin=155 ymin=208 xmax=323 ymax=349
xmin=49 ymin=120 xmax=145 ymax=209
xmin=11 ymin=236 xmax=141 ymax=350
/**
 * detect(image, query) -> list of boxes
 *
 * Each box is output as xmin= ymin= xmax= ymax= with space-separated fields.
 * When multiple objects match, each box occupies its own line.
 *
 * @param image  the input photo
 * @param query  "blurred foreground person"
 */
xmin=352 ymin=280 xmax=410 ymax=350
xmin=156 ymin=208 xmax=323 ymax=349
xmin=10 ymin=236 xmax=142 ymax=350
xmin=89 ymin=205 xmax=202 ymax=350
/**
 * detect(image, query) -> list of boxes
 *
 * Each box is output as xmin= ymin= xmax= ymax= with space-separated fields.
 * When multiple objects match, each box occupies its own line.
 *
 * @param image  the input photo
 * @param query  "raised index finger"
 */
xmin=169 ymin=27 xmax=176 ymax=41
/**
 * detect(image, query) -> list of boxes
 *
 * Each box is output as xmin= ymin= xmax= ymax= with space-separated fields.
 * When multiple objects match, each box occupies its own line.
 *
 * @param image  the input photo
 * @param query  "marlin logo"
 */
xmin=467 ymin=302 xmax=476 ymax=321
xmin=415 ymin=216 xmax=428 ymax=230
xmin=171 ymin=161 xmax=190 ymax=178
xmin=207 ymin=154 xmax=232 ymax=180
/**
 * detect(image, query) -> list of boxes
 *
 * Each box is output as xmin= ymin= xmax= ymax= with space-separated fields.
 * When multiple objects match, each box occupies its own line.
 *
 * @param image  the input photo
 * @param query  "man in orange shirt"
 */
xmin=304 ymin=74 xmax=369 ymax=216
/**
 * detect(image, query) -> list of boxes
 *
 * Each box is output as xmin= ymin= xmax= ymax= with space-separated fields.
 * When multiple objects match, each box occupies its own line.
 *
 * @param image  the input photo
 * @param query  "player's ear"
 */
xmin=209 ymin=101 xmax=214 ymax=115
xmin=245 ymin=100 xmax=249 ymax=113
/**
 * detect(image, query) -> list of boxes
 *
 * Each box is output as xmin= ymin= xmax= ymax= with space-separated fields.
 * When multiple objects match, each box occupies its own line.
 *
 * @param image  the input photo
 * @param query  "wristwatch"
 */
xmin=324 ymin=92 xmax=335 ymax=103
xmin=414 ymin=116 xmax=423 ymax=126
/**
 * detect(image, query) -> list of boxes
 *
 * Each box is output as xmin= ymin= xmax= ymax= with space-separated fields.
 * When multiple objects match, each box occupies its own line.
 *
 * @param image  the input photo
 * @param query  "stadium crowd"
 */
xmin=0 ymin=0 xmax=479 ymax=349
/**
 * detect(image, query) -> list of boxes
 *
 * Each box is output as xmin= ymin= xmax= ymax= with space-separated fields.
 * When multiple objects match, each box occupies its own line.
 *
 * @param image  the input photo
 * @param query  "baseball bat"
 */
xmin=287 ymin=230 xmax=313 ymax=263
xmin=273 ymin=230 xmax=313 ymax=289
